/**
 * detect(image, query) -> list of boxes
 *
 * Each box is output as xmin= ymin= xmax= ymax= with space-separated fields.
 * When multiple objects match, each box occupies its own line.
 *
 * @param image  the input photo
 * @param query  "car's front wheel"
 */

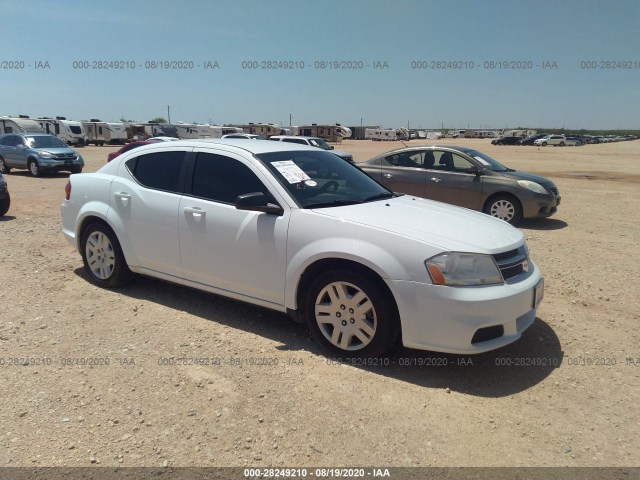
xmin=80 ymin=222 xmax=133 ymax=287
xmin=484 ymin=195 xmax=522 ymax=225
xmin=0 ymin=195 xmax=10 ymax=216
xmin=70 ymin=166 xmax=83 ymax=174
xmin=304 ymin=269 xmax=398 ymax=357
xmin=28 ymin=160 xmax=41 ymax=177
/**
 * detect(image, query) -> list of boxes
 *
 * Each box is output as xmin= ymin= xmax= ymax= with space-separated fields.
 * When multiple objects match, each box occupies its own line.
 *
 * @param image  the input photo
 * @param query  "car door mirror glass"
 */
xmin=235 ymin=192 xmax=283 ymax=216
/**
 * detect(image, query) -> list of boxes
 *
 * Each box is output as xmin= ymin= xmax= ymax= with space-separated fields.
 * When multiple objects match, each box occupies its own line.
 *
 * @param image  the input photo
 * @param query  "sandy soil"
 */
xmin=0 ymin=139 xmax=638 ymax=469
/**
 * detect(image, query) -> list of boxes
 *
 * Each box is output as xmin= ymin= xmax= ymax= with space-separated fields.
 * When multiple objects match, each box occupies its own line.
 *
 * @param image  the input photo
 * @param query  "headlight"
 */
xmin=425 ymin=252 xmax=503 ymax=286
xmin=38 ymin=151 xmax=53 ymax=158
xmin=517 ymin=180 xmax=547 ymax=194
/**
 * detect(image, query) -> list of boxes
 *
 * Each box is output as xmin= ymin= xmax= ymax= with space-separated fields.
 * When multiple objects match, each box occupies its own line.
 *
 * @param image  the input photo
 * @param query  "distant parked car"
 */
xmin=565 ymin=136 xmax=583 ymax=146
xmin=491 ymin=136 xmax=523 ymax=145
xmin=359 ymin=145 xmax=561 ymax=225
xmin=0 ymin=172 xmax=10 ymax=216
xmin=147 ymin=136 xmax=179 ymax=142
xmin=533 ymin=135 xmax=578 ymax=146
xmin=269 ymin=136 xmax=354 ymax=163
xmin=0 ymin=133 xmax=84 ymax=176
xmin=107 ymin=141 xmax=154 ymax=162
xmin=519 ymin=134 xmax=549 ymax=146
xmin=221 ymin=133 xmax=265 ymax=140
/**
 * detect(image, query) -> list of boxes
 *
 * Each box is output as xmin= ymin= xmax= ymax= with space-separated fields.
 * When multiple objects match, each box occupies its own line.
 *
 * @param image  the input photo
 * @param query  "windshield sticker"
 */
xmin=271 ymin=160 xmax=311 ymax=184
xmin=474 ymin=156 xmax=490 ymax=166
xmin=304 ymin=180 xmax=318 ymax=187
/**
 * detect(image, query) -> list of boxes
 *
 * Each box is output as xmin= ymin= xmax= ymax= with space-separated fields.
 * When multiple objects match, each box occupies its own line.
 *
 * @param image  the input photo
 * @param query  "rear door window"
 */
xmin=126 ymin=151 xmax=187 ymax=193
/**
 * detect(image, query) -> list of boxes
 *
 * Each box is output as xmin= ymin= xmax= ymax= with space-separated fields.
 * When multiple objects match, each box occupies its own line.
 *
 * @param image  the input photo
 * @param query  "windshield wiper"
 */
xmin=305 ymin=199 xmax=364 ymax=209
xmin=363 ymin=192 xmax=398 ymax=202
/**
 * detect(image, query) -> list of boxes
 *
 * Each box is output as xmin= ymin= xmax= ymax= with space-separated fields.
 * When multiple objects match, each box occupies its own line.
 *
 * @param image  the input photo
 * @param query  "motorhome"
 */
xmin=38 ymin=117 xmax=87 ymax=146
xmin=83 ymin=120 xmax=128 ymax=145
xmin=0 ymin=116 xmax=45 ymax=135
xmin=207 ymin=126 xmax=244 ymax=138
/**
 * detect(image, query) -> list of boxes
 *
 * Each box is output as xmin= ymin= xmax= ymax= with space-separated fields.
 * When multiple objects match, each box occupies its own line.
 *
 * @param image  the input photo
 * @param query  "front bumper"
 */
xmin=522 ymin=194 xmax=561 ymax=219
xmin=390 ymin=264 xmax=543 ymax=354
xmin=39 ymin=157 xmax=84 ymax=171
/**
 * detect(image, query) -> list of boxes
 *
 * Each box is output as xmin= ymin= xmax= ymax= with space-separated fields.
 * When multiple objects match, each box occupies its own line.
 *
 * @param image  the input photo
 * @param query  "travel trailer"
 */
xmin=239 ymin=124 xmax=286 ymax=138
xmin=365 ymin=128 xmax=396 ymax=141
xmin=82 ymin=120 xmax=127 ymax=146
xmin=0 ymin=116 xmax=45 ymax=135
xmin=38 ymin=117 xmax=87 ymax=146
xmin=174 ymin=122 xmax=213 ymax=139
xmin=297 ymin=124 xmax=352 ymax=142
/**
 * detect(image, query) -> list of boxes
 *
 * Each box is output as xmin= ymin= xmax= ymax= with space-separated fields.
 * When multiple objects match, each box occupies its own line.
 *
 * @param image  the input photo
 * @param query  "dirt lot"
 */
xmin=1 ymin=139 xmax=639 ymax=469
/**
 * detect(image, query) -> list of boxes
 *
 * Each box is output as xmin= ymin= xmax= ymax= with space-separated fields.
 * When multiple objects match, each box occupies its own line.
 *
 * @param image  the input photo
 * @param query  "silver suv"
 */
xmin=0 ymin=133 xmax=84 ymax=176
xmin=269 ymin=136 xmax=354 ymax=163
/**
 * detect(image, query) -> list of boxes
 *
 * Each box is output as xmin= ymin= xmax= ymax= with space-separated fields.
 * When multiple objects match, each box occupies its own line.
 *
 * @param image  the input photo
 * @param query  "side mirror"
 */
xmin=235 ymin=192 xmax=283 ymax=216
xmin=329 ymin=146 xmax=334 ymax=150
xmin=466 ymin=165 xmax=484 ymax=175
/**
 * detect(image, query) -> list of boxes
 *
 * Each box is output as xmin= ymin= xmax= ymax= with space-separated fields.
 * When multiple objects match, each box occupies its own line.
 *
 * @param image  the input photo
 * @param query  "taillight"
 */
xmin=65 ymin=181 xmax=71 ymax=200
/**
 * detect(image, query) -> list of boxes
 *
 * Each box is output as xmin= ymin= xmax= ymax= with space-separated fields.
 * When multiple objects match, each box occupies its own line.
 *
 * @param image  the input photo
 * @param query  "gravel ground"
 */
xmin=0 ymin=139 xmax=638 ymax=469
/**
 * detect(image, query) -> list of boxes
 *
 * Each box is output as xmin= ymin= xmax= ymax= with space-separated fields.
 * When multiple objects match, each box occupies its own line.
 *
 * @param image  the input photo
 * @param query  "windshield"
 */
xmin=256 ymin=150 xmax=393 ymax=208
xmin=465 ymin=149 xmax=510 ymax=172
xmin=308 ymin=138 xmax=331 ymax=150
xmin=26 ymin=136 xmax=68 ymax=148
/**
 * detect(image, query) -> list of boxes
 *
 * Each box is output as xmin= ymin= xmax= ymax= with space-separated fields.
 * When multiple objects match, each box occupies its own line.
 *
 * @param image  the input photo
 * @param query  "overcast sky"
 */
xmin=2 ymin=0 xmax=638 ymax=129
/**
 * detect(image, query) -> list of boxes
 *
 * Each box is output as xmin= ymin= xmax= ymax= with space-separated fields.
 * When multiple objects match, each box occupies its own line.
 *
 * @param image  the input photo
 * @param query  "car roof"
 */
xmin=371 ymin=145 xmax=475 ymax=156
xmin=122 ymin=138 xmax=322 ymax=155
xmin=270 ymin=135 xmax=322 ymax=140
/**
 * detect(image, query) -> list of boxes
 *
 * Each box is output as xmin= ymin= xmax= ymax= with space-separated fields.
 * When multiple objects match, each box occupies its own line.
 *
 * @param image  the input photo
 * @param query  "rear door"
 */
xmin=377 ymin=151 xmax=426 ymax=196
xmin=107 ymin=148 xmax=189 ymax=277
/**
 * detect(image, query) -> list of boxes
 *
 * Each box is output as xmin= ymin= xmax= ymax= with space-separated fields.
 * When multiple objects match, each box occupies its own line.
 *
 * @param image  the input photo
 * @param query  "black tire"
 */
xmin=483 ymin=194 xmax=523 ymax=225
xmin=541 ymin=142 xmax=547 ymax=146
xmin=0 ymin=195 xmax=9 ymax=216
xmin=559 ymin=141 xmax=565 ymax=146
xmin=303 ymin=269 xmax=398 ymax=357
xmin=0 ymin=157 xmax=10 ymax=174
xmin=80 ymin=222 xmax=134 ymax=287
xmin=70 ymin=166 xmax=82 ymax=174
xmin=28 ymin=159 xmax=41 ymax=177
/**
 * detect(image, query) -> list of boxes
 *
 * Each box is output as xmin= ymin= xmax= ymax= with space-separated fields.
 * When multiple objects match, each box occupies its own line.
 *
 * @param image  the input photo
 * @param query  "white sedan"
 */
xmin=61 ymin=139 xmax=543 ymax=356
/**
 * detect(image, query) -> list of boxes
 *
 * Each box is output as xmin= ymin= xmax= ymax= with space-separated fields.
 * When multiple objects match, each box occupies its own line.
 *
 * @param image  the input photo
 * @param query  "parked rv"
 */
xmin=365 ymin=128 xmax=400 ymax=141
xmin=174 ymin=122 xmax=213 ymax=139
xmin=0 ymin=116 xmax=45 ymax=135
xmin=83 ymin=120 xmax=126 ymax=145
xmin=38 ymin=117 xmax=87 ymax=146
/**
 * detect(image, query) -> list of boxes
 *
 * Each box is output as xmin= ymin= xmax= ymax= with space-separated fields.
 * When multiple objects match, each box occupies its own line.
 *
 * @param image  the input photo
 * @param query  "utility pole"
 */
xmin=167 ymin=105 xmax=171 ymax=124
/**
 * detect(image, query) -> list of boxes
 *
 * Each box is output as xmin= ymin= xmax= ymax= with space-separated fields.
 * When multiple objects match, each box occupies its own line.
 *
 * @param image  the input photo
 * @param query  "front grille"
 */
xmin=53 ymin=153 xmax=77 ymax=160
xmin=492 ymin=246 xmax=529 ymax=283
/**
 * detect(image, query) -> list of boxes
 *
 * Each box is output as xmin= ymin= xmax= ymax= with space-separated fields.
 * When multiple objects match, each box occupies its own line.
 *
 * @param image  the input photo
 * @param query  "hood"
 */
xmin=499 ymin=170 xmax=554 ymax=185
xmin=34 ymin=147 xmax=77 ymax=155
xmin=313 ymin=195 xmax=524 ymax=254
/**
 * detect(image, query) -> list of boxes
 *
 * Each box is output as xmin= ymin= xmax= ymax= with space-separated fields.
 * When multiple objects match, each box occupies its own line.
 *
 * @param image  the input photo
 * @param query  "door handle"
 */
xmin=383 ymin=173 xmax=394 ymax=179
xmin=114 ymin=192 xmax=131 ymax=199
xmin=184 ymin=206 xmax=205 ymax=217
xmin=430 ymin=177 xmax=442 ymax=183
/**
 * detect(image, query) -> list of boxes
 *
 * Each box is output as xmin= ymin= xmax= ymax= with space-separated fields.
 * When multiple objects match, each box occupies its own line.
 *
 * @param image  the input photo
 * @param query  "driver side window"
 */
xmin=433 ymin=151 xmax=473 ymax=172
xmin=191 ymin=152 xmax=268 ymax=204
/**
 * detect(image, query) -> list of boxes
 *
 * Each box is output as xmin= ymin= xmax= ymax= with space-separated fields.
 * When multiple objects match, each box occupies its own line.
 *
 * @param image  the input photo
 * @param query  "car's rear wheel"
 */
xmin=28 ymin=160 xmax=41 ymax=177
xmin=304 ymin=269 xmax=398 ymax=357
xmin=484 ymin=195 xmax=522 ymax=225
xmin=80 ymin=222 xmax=133 ymax=287
xmin=0 ymin=157 xmax=10 ymax=174
xmin=559 ymin=141 xmax=565 ymax=146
